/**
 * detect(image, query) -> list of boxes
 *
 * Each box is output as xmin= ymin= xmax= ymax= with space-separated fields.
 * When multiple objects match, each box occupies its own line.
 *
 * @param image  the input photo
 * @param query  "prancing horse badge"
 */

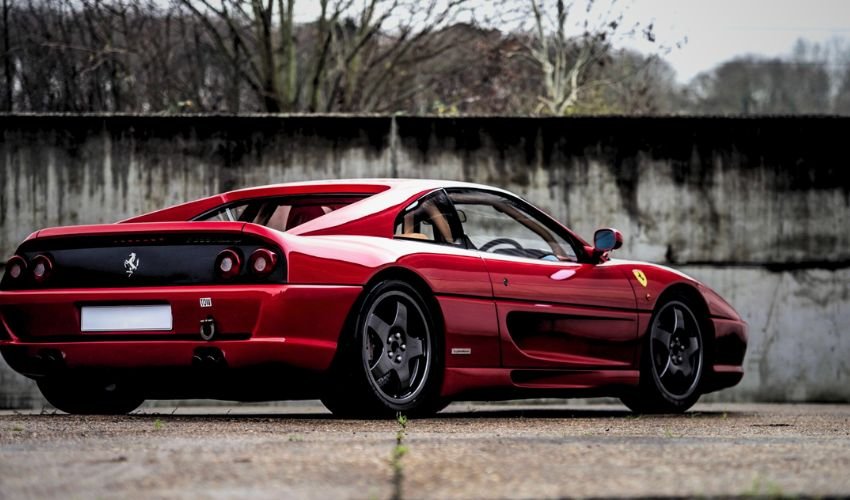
xmin=632 ymin=269 xmax=648 ymax=287
xmin=124 ymin=252 xmax=140 ymax=277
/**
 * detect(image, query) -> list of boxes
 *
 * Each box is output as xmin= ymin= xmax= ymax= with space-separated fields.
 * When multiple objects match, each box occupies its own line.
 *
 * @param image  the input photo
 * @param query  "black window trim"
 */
xmin=445 ymin=187 xmax=586 ymax=263
xmin=191 ymin=193 xmax=371 ymax=224
xmin=393 ymin=188 xmax=469 ymax=249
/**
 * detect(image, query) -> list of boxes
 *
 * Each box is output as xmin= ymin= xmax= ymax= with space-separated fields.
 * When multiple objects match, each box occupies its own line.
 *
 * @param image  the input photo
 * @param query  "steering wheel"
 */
xmin=479 ymin=237 xmax=523 ymax=252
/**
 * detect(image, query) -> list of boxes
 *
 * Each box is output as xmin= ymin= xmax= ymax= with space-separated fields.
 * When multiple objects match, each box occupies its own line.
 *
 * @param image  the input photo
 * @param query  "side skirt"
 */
xmin=441 ymin=367 xmax=640 ymax=400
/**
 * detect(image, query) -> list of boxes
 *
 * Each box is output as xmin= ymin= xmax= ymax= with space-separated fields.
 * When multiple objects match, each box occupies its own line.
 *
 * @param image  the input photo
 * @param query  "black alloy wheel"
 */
xmin=621 ymin=297 xmax=706 ymax=413
xmin=362 ymin=289 xmax=431 ymax=405
xmin=321 ymin=280 xmax=443 ymax=417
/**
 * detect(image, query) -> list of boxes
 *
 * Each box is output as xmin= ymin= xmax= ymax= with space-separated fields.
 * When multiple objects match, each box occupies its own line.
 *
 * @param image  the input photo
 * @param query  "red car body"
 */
xmin=0 ymin=179 xmax=746 ymax=414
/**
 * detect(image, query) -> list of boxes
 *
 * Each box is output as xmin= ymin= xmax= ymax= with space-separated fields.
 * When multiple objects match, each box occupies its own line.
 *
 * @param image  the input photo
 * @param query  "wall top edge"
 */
xmin=1 ymin=112 xmax=849 ymax=121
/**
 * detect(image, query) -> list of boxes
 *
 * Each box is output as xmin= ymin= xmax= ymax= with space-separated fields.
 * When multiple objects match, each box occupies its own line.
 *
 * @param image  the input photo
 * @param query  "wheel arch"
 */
xmin=654 ymin=282 xmax=716 ymax=369
xmin=656 ymin=283 xmax=709 ymax=315
xmin=330 ymin=266 xmax=446 ymax=367
xmin=363 ymin=266 xmax=446 ymax=336
xmin=321 ymin=265 xmax=448 ymax=415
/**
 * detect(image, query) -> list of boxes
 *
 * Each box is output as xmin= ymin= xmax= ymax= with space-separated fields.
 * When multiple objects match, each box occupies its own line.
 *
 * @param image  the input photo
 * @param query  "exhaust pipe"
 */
xmin=192 ymin=347 xmax=226 ymax=369
xmin=36 ymin=349 xmax=66 ymax=373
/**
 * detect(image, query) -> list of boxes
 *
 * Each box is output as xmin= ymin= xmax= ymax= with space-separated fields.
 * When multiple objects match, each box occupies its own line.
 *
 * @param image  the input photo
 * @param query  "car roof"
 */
xmin=221 ymin=178 xmax=511 ymax=201
xmin=122 ymin=179 xmax=514 ymax=224
xmin=263 ymin=179 xmax=515 ymax=237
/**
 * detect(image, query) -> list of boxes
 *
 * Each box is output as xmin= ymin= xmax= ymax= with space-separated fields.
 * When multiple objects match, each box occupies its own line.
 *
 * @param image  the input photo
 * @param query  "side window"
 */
xmin=196 ymin=203 xmax=250 ymax=222
xmin=394 ymin=190 xmax=464 ymax=246
xmin=449 ymin=190 xmax=577 ymax=261
xmin=195 ymin=196 xmax=364 ymax=231
xmin=256 ymin=202 xmax=330 ymax=232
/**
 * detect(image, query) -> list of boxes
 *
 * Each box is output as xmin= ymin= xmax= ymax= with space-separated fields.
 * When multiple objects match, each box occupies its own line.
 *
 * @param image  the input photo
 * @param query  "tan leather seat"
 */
xmin=401 ymin=232 xmax=429 ymax=240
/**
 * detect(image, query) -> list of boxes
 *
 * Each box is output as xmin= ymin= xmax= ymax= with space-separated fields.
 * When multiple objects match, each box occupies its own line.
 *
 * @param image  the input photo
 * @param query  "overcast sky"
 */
xmin=291 ymin=0 xmax=850 ymax=84
xmin=618 ymin=0 xmax=850 ymax=82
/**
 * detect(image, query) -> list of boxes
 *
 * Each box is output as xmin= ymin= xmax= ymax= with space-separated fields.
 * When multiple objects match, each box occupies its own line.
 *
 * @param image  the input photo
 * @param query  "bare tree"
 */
xmin=24 ymin=0 xmax=850 ymax=117
xmin=2 ymin=0 xmax=238 ymax=112
xmin=1 ymin=0 xmax=13 ymax=110
xmin=562 ymin=48 xmax=683 ymax=114
xmin=686 ymin=56 xmax=831 ymax=115
xmin=500 ymin=0 xmax=659 ymax=115
xmin=177 ymin=0 xmax=475 ymax=113
xmin=834 ymin=47 xmax=850 ymax=114
xmin=0 ymin=0 xmax=677 ymax=115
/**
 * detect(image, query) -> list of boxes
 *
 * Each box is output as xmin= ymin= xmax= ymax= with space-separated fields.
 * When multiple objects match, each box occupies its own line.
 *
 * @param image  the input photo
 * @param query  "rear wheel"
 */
xmin=321 ymin=280 xmax=443 ymax=418
xmin=621 ymin=297 xmax=705 ymax=414
xmin=37 ymin=376 xmax=144 ymax=415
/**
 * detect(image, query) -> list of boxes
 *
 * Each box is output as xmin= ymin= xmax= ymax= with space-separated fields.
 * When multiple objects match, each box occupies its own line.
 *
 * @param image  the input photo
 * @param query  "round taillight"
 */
xmin=5 ymin=256 xmax=27 ymax=281
xmin=248 ymin=249 xmax=277 ymax=277
xmin=215 ymin=249 xmax=241 ymax=279
xmin=31 ymin=254 xmax=54 ymax=283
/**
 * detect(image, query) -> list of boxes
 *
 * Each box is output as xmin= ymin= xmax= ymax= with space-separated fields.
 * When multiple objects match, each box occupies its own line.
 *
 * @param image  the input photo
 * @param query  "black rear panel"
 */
xmin=1 ymin=233 xmax=285 ymax=289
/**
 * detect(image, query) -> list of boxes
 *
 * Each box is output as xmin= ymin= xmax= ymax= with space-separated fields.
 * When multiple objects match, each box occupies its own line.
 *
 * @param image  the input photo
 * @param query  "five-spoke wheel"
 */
xmin=621 ymin=297 xmax=706 ymax=413
xmin=649 ymin=301 xmax=703 ymax=401
xmin=362 ymin=290 xmax=431 ymax=405
xmin=321 ymin=280 xmax=443 ymax=417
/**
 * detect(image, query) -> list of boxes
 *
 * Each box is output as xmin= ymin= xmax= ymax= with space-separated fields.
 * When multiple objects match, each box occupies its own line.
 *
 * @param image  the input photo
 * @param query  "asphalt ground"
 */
xmin=0 ymin=402 xmax=848 ymax=499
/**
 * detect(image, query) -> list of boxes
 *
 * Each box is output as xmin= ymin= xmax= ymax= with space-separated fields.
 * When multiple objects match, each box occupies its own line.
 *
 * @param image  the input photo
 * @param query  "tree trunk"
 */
xmin=2 ymin=0 xmax=14 ymax=110
xmin=277 ymin=0 xmax=296 ymax=110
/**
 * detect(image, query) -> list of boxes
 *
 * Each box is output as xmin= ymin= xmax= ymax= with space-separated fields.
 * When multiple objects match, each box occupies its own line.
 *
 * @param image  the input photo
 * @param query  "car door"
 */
xmin=392 ymin=189 xmax=502 ymax=370
xmin=447 ymin=189 xmax=639 ymax=370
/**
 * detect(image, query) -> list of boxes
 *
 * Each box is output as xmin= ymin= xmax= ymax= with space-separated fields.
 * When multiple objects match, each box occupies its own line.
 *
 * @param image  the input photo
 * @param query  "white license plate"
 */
xmin=81 ymin=305 xmax=173 ymax=332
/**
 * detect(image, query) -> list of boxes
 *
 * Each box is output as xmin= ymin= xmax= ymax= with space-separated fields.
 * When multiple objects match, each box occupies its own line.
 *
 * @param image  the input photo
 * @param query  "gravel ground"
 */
xmin=1 ymin=402 xmax=849 ymax=499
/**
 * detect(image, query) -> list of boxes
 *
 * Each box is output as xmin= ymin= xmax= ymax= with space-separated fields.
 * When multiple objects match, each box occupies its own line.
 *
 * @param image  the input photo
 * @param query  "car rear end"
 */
xmin=0 ymin=222 xmax=361 ymax=401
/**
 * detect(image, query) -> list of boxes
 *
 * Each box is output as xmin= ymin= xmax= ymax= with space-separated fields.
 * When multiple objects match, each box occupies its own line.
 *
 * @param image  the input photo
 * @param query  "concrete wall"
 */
xmin=1 ymin=114 xmax=848 ymax=406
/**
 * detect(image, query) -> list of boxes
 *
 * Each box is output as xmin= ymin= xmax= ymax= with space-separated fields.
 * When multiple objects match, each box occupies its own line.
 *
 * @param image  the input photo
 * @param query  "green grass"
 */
xmin=391 ymin=413 xmax=409 ymax=500
xmin=392 ymin=413 xmax=408 ymax=471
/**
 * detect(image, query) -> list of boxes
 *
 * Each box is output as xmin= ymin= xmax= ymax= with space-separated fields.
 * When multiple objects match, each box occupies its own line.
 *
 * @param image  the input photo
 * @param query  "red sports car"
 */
xmin=0 ymin=179 xmax=746 ymax=416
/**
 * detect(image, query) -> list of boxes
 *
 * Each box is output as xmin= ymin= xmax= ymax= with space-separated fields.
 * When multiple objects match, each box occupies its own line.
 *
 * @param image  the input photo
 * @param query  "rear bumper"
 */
xmin=2 ymin=338 xmax=328 ymax=377
xmin=0 ymin=284 xmax=362 ymax=377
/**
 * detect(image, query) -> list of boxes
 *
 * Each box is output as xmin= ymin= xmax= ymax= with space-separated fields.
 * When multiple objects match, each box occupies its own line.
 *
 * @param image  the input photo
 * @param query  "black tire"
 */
xmin=37 ymin=376 xmax=144 ymax=415
xmin=321 ymin=280 xmax=444 ymax=418
xmin=621 ymin=296 xmax=706 ymax=414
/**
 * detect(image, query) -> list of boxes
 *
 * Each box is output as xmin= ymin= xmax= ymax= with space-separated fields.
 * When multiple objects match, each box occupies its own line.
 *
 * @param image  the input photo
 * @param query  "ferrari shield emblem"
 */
xmin=632 ymin=269 xmax=648 ymax=287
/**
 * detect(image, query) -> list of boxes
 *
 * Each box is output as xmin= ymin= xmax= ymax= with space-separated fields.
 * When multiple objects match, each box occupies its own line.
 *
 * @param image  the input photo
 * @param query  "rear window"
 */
xmin=195 ymin=195 xmax=367 ymax=232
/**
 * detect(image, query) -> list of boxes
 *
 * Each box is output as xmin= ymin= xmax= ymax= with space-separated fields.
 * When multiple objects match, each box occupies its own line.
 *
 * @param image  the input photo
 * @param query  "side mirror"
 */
xmin=593 ymin=228 xmax=623 ymax=253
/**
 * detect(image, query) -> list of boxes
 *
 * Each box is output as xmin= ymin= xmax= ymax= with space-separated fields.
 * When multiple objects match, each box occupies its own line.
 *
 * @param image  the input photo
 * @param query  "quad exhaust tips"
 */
xmin=192 ymin=347 xmax=226 ymax=369
xmin=35 ymin=349 xmax=66 ymax=373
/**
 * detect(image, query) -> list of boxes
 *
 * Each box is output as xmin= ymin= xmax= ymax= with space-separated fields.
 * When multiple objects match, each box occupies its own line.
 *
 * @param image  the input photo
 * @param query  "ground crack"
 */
xmin=390 ymin=413 xmax=408 ymax=500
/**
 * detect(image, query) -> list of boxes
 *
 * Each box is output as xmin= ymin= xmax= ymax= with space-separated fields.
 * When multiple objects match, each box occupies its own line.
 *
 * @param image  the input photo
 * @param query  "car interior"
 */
xmin=199 ymin=190 xmax=576 ymax=262
xmin=394 ymin=189 xmax=577 ymax=262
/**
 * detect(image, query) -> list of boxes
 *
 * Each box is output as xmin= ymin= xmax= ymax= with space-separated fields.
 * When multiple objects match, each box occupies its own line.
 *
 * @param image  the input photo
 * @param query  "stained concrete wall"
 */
xmin=1 ymin=114 xmax=848 ymax=407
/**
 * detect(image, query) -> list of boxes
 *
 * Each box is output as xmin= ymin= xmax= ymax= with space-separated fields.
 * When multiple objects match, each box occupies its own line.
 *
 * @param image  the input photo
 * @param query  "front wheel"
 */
xmin=38 ymin=376 xmax=144 ymax=415
xmin=321 ymin=280 xmax=443 ymax=418
xmin=621 ymin=297 xmax=705 ymax=414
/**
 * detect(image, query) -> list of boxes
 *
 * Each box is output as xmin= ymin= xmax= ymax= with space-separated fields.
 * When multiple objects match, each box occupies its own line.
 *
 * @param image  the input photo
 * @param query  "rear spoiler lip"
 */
xmin=23 ymin=230 xmax=40 ymax=243
xmin=30 ymin=221 xmax=249 ymax=240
